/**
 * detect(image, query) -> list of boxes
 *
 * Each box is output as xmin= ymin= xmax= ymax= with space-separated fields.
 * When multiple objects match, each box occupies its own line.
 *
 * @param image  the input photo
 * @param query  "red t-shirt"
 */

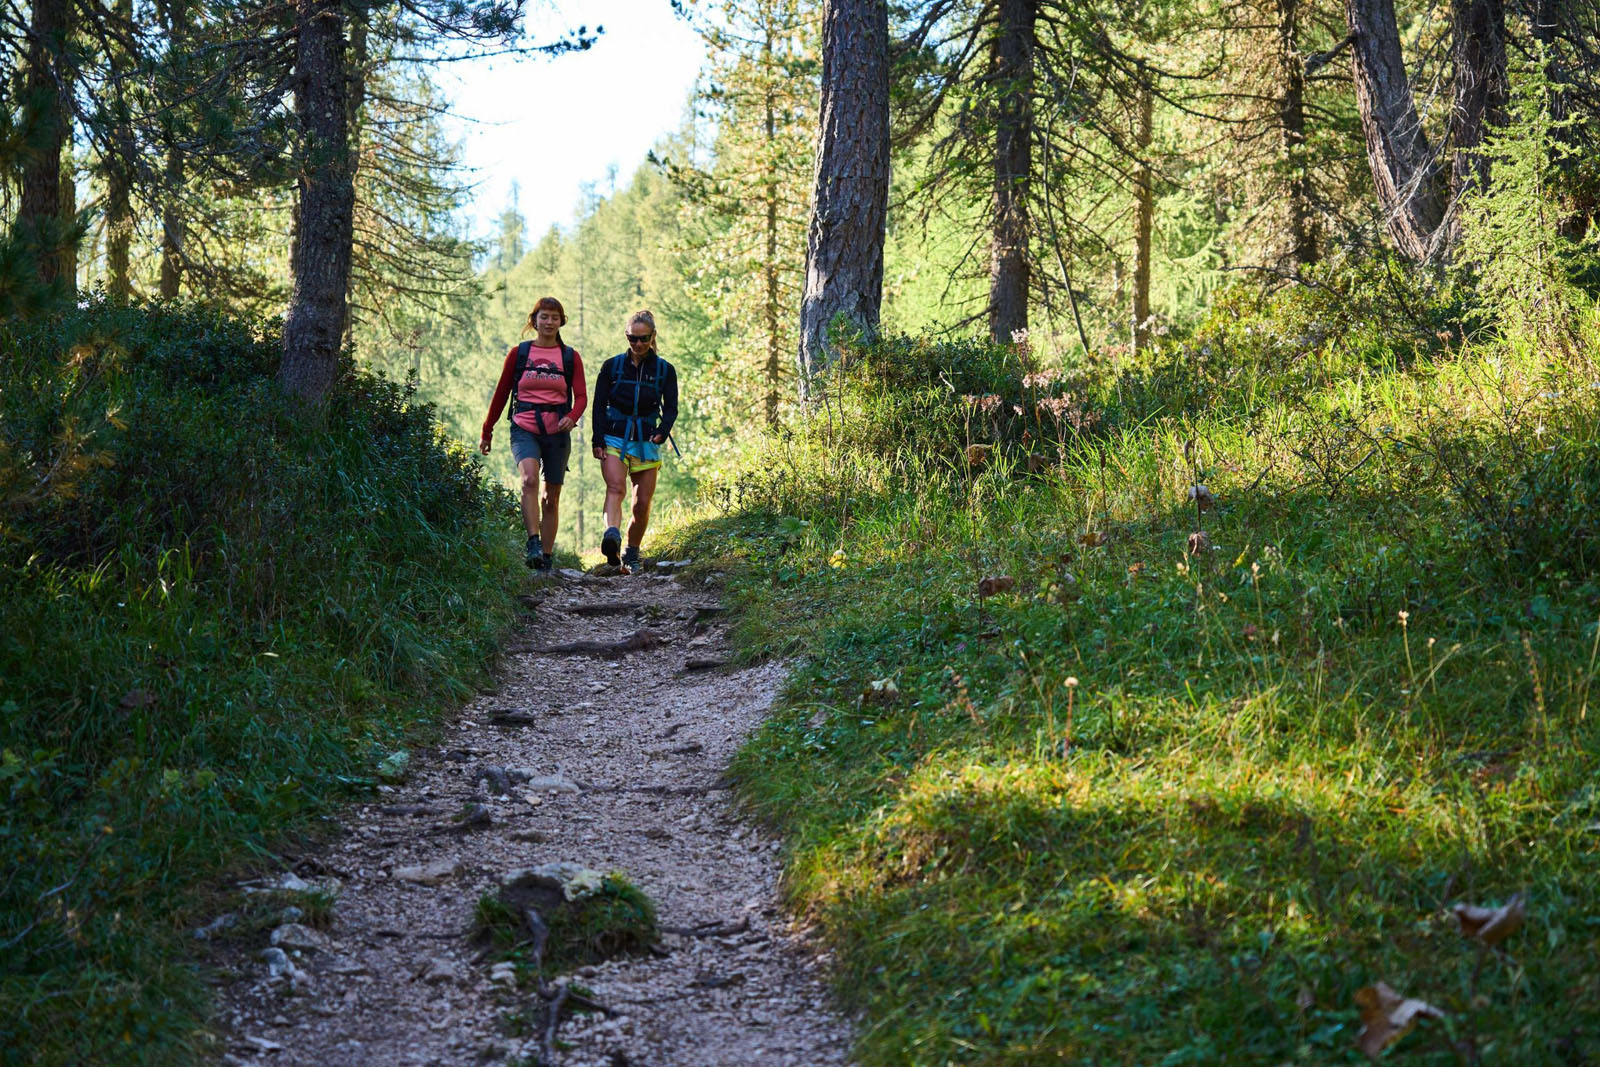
xmin=482 ymin=343 xmax=588 ymax=437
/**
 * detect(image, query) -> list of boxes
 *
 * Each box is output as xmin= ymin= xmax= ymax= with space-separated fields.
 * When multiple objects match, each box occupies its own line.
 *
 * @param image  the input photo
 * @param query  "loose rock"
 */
xmin=393 ymin=859 xmax=459 ymax=886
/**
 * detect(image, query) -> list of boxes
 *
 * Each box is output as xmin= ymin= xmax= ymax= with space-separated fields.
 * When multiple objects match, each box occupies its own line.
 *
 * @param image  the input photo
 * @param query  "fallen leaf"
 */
xmin=1026 ymin=453 xmax=1048 ymax=474
xmin=1079 ymin=531 xmax=1107 ymax=548
xmin=1354 ymin=982 xmax=1445 ymax=1058
xmin=966 ymin=444 xmax=991 ymax=467
xmin=978 ymin=575 xmax=1016 ymax=598
xmin=1451 ymin=892 xmax=1526 ymax=947
xmin=1127 ymin=562 xmax=1145 ymax=578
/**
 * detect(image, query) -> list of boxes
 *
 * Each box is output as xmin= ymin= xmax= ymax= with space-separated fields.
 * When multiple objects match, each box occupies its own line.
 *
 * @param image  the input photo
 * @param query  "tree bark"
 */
xmin=763 ymin=27 xmax=781 ymax=431
xmin=158 ymin=0 xmax=187 ymax=299
xmin=19 ymin=0 xmax=73 ymax=287
xmin=988 ymin=0 xmax=1035 ymax=345
xmin=280 ymin=0 xmax=355 ymax=404
xmin=341 ymin=6 xmax=368 ymax=352
xmin=1277 ymin=0 xmax=1318 ymax=266
xmin=107 ymin=0 xmax=136 ymax=304
xmin=1449 ymin=0 xmax=1507 ymax=205
xmin=797 ymin=0 xmax=889 ymax=398
xmin=1345 ymin=0 xmax=1447 ymax=261
xmin=1131 ymin=78 xmax=1153 ymax=356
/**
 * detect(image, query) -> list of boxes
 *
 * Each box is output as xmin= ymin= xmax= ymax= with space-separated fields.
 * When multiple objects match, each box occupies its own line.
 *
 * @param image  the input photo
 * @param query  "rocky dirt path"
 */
xmin=210 ymin=568 xmax=852 ymax=1067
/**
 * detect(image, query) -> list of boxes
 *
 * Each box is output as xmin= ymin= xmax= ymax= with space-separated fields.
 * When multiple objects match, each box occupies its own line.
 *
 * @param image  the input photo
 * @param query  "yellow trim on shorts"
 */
xmin=604 ymin=446 xmax=662 ymax=473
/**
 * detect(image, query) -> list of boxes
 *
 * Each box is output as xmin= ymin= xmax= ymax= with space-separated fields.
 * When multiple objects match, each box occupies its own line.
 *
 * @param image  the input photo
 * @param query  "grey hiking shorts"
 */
xmin=509 ymin=426 xmax=571 ymax=484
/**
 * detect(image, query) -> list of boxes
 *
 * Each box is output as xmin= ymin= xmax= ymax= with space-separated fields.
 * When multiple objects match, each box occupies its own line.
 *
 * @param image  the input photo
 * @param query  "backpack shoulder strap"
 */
xmin=560 ymin=344 xmax=575 ymax=402
xmin=508 ymin=341 xmax=533 ymax=425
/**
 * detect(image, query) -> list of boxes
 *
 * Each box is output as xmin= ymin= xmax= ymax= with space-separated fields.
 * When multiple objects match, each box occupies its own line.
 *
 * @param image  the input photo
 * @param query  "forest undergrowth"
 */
xmin=0 ymin=301 xmax=522 ymax=1064
xmin=668 ymin=258 xmax=1600 ymax=1064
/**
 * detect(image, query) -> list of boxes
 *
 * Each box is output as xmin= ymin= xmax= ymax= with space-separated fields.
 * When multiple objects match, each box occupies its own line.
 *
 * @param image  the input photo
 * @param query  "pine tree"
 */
xmin=670 ymin=0 xmax=816 ymax=430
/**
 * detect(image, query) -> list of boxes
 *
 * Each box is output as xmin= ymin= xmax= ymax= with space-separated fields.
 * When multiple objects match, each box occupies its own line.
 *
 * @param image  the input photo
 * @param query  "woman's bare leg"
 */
xmin=601 ymin=454 xmax=628 ymax=532
xmin=540 ymin=481 xmax=562 ymax=551
xmin=517 ymin=457 xmax=543 ymax=536
xmin=627 ymin=466 xmax=659 ymax=548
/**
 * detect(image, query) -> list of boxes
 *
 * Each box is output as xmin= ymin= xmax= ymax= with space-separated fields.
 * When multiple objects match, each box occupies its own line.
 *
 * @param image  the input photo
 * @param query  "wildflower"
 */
xmin=1398 ymin=610 xmax=1410 ymax=626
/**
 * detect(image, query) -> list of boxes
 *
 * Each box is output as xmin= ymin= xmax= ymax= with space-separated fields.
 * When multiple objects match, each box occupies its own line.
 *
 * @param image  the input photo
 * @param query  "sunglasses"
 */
xmin=626 ymin=333 xmax=654 ymax=345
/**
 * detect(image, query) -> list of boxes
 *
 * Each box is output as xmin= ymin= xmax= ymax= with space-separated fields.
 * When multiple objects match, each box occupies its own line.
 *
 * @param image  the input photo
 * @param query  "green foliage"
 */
xmin=669 ymin=311 xmax=1600 ymax=1064
xmin=0 ymin=299 xmax=520 ymax=1065
xmin=1457 ymin=60 xmax=1600 ymax=355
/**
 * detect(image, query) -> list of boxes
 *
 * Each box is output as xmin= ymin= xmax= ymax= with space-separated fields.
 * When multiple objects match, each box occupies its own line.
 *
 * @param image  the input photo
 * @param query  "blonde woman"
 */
xmin=591 ymin=310 xmax=679 ymax=573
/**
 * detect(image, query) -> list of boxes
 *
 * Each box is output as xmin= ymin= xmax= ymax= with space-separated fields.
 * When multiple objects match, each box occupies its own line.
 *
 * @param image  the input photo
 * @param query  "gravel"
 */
xmin=211 ymin=570 xmax=852 ymax=1066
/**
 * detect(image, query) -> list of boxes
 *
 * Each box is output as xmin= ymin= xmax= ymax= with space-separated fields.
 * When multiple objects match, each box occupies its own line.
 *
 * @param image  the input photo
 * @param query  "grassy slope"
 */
xmin=0 ymin=302 xmax=523 ymax=1064
xmin=670 ymin=284 xmax=1600 ymax=1064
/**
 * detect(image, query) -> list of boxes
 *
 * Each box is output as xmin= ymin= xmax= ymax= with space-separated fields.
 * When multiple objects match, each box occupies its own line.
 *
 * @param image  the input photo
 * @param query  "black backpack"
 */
xmin=508 ymin=341 xmax=577 ymax=432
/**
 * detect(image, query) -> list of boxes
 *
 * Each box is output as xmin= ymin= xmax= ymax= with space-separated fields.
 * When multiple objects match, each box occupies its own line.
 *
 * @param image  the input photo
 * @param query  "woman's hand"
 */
xmin=479 ymin=435 xmax=492 ymax=455
xmin=592 ymin=445 xmax=605 ymax=460
xmin=556 ymin=415 xmax=576 ymax=433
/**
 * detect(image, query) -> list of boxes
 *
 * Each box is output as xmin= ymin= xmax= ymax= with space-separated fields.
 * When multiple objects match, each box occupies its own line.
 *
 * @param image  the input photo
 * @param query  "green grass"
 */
xmin=668 ymin=286 xmax=1600 ymax=1064
xmin=473 ymin=873 xmax=659 ymax=974
xmin=0 ymin=299 xmax=526 ymax=1064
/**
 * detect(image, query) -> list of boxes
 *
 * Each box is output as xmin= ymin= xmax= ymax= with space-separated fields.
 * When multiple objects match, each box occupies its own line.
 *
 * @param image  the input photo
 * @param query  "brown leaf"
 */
xmin=1187 ymin=531 xmax=1212 ymax=555
xmin=1451 ymin=892 xmax=1526 ymax=947
xmin=1026 ymin=452 xmax=1048 ymax=474
xmin=977 ymin=575 xmax=1016 ymax=598
xmin=1078 ymin=531 xmax=1107 ymax=548
xmin=1354 ymin=982 xmax=1445 ymax=1058
xmin=120 ymin=688 xmax=156 ymax=710
xmin=965 ymin=444 xmax=991 ymax=467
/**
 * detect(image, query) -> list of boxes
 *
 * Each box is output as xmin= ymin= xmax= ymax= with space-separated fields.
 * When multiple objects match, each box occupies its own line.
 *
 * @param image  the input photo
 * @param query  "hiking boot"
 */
xmin=540 ymin=554 xmax=554 ymax=573
xmin=524 ymin=534 xmax=543 ymax=569
xmin=601 ymin=526 xmax=622 ymax=566
xmin=622 ymin=545 xmax=641 ymax=574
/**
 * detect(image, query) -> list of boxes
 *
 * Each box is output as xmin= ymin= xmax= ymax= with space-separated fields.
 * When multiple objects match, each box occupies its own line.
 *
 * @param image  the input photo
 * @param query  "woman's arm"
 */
xmin=590 ymin=357 xmax=613 ymax=453
xmin=480 ymin=347 xmax=520 ymax=452
xmin=563 ymin=350 xmax=588 ymax=430
xmin=654 ymin=361 xmax=679 ymax=441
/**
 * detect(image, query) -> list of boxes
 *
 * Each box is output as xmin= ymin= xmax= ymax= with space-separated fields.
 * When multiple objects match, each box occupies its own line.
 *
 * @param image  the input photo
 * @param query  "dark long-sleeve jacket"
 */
xmin=590 ymin=352 xmax=679 ymax=448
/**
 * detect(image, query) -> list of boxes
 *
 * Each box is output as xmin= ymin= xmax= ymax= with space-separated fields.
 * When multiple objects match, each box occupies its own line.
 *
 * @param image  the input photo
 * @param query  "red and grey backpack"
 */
xmin=508 ymin=341 xmax=577 ymax=432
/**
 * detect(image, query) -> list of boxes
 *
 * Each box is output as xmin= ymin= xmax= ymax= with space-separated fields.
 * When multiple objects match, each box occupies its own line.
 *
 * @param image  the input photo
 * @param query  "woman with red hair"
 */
xmin=480 ymin=297 xmax=587 ymax=571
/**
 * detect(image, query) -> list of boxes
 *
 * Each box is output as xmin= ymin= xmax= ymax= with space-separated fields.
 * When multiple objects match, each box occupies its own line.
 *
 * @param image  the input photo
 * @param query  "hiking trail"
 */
xmin=210 ymin=567 xmax=853 ymax=1066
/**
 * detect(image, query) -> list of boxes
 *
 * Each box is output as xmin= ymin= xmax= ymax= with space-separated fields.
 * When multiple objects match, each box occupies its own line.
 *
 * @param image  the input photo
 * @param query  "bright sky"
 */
xmin=439 ymin=0 xmax=708 ymax=240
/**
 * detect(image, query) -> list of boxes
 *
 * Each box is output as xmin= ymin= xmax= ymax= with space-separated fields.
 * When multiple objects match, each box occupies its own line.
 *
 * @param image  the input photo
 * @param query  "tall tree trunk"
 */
xmin=19 ymin=0 xmax=73 ymax=287
xmin=1277 ymin=0 xmax=1318 ymax=266
xmin=280 ymin=0 xmax=354 ymax=403
xmin=1449 ymin=0 xmax=1507 ymax=206
xmin=763 ymin=29 xmax=781 ymax=431
xmin=797 ymin=0 xmax=889 ymax=398
xmin=59 ymin=149 xmax=76 ymax=289
xmin=1346 ymin=0 xmax=1447 ymax=261
xmin=1131 ymin=78 xmax=1153 ymax=356
xmin=988 ymin=0 xmax=1035 ymax=344
xmin=342 ymin=6 xmax=368 ymax=351
xmin=107 ymin=0 xmax=135 ymax=304
xmin=159 ymin=0 xmax=186 ymax=299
